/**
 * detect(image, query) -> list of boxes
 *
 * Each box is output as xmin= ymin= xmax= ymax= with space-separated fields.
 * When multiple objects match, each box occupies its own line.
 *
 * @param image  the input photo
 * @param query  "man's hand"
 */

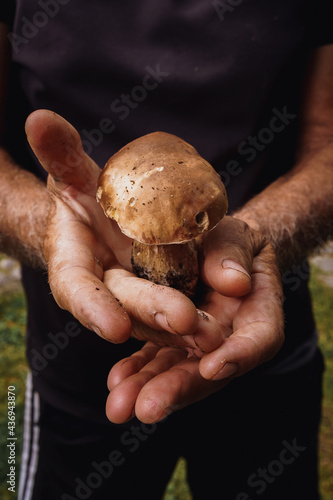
xmin=25 ymin=110 xmax=225 ymax=349
xmin=199 ymin=217 xmax=284 ymax=379
xmin=106 ymin=217 xmax=285 ymax=423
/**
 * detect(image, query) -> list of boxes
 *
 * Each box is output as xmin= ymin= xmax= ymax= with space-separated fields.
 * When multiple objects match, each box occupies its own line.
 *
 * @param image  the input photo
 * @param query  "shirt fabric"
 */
xmin=1 ymin=0 xmax=333 ymax=422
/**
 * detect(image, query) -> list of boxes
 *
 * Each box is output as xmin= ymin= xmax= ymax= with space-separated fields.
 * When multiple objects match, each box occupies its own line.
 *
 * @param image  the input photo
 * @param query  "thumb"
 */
xmin=25 ymin=109 xmax=101 ymax=196
xmin=201 ymin=216 xmax=255 ymax=297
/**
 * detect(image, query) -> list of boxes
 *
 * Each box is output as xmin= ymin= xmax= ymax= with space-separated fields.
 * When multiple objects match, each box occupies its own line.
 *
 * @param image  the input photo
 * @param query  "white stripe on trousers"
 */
xmin=18 ymin=373 xmax=41 ymax=500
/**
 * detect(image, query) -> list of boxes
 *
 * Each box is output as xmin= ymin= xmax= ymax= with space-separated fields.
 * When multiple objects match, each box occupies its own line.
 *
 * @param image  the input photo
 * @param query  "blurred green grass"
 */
xmin=0 ymin=291 xmax=28 ymax=500
xmin=0 ymin=260 xmax=332 ymax=499
xmin=309 ymin=266 xmax=333 ymax=500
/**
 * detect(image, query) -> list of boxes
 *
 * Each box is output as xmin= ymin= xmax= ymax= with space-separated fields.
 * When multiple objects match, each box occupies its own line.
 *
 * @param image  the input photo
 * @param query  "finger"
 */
xmin=134 ymin=357 xmax=228 ymax=424
xmin=104 ymin=267 xmax=200 ymax=335
xmin=107 ymin=343 xmax=161 ymax=390
xmin=189 ymin=309 xmax=228 ymax=356
xmin=52 ymin=266 xmax=132 ymax=343
xmin=202 ymin=216 xmax=254 ymax=297
xmin=131 ymin=309 xmax=227 ymax=357
xmin=106 ymin=347 xmax=187 ymax=424
xmin=199 ymin=321 xmax=283 ymax=381
xmin=25 ymin=109 xmax=101 ymax=195
xmin=104 ymin=267 xmax=225 ymax=354
xmin=199 ymin=245 xmax=284 ymax=380
xmin=26 ymin=111 xmax=131 ymax=266
xmin=46 ymin=203 xmax=132 ymax=343
xmin=198 ymin=289 xmax=240 ymax=331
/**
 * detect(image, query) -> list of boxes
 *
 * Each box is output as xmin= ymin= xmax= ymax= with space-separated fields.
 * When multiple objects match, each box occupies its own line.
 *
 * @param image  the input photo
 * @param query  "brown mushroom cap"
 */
xmin=96 ymin=132 xmax=228 ymax=244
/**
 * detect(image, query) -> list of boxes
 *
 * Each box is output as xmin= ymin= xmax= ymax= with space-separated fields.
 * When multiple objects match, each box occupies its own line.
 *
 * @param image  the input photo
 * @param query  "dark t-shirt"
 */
xmin=1 ymin=0 xmax=333 ymax=422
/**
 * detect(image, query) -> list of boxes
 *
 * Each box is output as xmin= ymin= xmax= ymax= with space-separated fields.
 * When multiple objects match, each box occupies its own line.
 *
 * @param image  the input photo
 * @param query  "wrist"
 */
xmin=0 ymin=152 xmax=51 ymax=269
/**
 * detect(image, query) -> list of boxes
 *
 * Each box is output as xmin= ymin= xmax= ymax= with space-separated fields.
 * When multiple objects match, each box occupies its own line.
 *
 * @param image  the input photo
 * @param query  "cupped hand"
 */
xmin=106 ymin=217 xmax=285 ymax=423
xmin=25 ymin=110 xmax=284 ymax=424
xmin=25 ymin=110 xmax=223 ymax=350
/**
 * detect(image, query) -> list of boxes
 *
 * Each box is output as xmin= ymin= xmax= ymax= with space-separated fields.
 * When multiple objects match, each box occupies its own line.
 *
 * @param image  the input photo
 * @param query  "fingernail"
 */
xmin=158 ymin=407 xmax=174 ymax=422
xmin=154 ymin=312 xmax=178 ymax=334
xmin=158 ymin=403 xmax=182 ymax=422
xmin=222 ymin=260 xmax=250 ymax=278
xmin=89 ymin=323 xmax=102 ymax=335
xmin=182 ymin=334 xmax=198 ymax=349
xmin=88 ymin=324 xmax=109 ymax=341
xmin=211 ymin=361 xmax=238 ymax=381
xmin=154 ymin=312 xmax=169 ymax=329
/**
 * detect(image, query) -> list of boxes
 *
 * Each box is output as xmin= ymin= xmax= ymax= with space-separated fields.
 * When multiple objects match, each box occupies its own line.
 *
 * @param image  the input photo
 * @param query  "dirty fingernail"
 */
xmin=211 ymin=361 xmax=239 ymax=381
xmin=222 ymin=260 xmax=250 ymax=278
xmin=154 ymin=312 xmax=179 ymax=334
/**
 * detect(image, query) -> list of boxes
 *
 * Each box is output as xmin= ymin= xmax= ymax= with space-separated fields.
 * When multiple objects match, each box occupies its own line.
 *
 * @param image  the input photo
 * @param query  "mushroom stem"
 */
xmin=131 ymin=239 xmax=199 ymax=296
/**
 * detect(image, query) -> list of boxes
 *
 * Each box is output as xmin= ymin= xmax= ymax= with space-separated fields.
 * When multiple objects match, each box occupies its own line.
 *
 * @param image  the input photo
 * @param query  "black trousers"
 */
xmin=19 ymin=349 xmax=324 ymax=500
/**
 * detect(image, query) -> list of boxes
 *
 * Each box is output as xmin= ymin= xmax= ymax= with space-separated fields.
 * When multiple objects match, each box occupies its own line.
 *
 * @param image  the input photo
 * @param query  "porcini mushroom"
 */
xmin=96 ymin=132 xmax=228 ymax=296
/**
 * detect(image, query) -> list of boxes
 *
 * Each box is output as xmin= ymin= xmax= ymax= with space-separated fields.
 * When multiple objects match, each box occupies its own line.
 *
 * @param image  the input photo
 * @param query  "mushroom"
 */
xmin=96 ymin=132 xmax=228 ymax=296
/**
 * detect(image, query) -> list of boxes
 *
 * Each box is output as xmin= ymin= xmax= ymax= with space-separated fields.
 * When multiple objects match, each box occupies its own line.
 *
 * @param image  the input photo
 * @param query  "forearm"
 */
xmin=0 ymin=146 xmax=50 ymax=268
xmin=235 ymin=143 xmax=333 ymax=271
